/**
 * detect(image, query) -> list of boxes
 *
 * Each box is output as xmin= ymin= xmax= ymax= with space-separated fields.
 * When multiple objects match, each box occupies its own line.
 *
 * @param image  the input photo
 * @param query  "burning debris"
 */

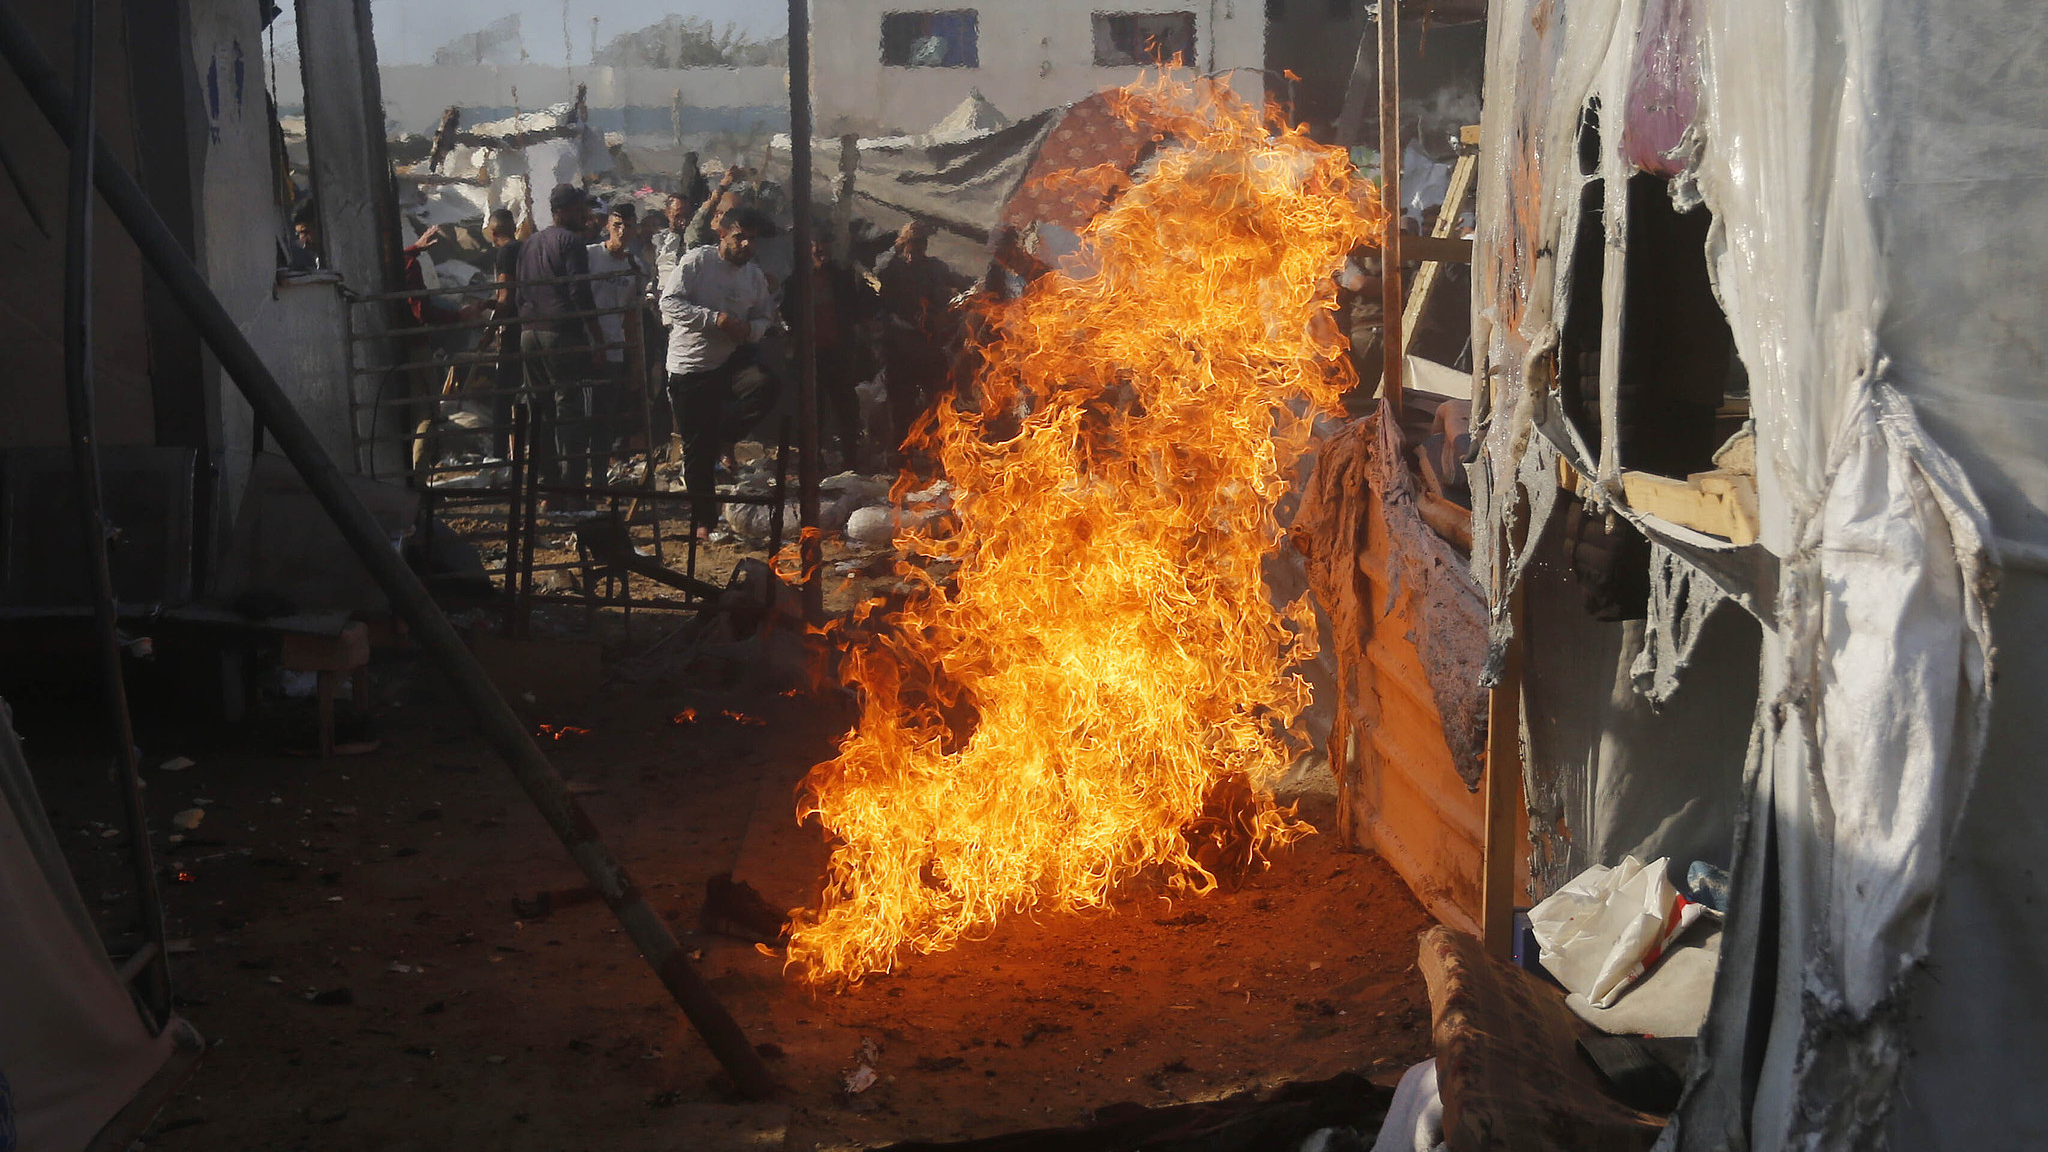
xmin=786 ymin=76 xmax=1386 ymax=984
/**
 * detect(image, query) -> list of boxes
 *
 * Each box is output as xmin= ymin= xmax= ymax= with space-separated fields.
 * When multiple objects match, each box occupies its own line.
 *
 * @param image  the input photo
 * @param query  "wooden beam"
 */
xmin=1620 ymin=468 xmax=1760 ymax=545
xmin=1481 ymin=587 xmax=1524 ymax=960
xmin=1399 ymin=128 xmax=1479 ymax=337
xmin=1377 ymin=1 xmax=1404 ymax=411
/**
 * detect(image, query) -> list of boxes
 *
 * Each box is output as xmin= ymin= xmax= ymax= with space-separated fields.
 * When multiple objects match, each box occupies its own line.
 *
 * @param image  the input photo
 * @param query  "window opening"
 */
xmin=1616 ymin=172 xmax=1740 ymax=479
xmin=881 ymin=11 xmax=980 ymax=68
xmin=1555 ymin=102 xmax=1604 ymax=453
xmin=1092 ymin=12 xmax=1198 ymax=67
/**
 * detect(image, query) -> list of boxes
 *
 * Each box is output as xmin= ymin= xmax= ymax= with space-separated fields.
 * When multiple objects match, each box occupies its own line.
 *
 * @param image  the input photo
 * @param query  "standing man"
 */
xmin=784 ymin=229 xmax=880 ymax=471
xmin=876 ymin=220 xmax=963 ymax=465
xmin=586 ymin=203 xmax=646 ymax=484
xmin=516 ymin=183 xmax=607 ymax=506
xmin=684 ymin=164 xmax=751 ymax=250
xmin=660 ymin=208 xmax=781 ymax=535
xmin=485 ymin=208 xmax=523 ymax=458
xmin=652 ymin=191 xmax=693 ymax=308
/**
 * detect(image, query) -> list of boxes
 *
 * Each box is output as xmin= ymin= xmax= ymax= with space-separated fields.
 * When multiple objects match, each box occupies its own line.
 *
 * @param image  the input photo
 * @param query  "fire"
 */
xmin=787 ymin=74 xmax=1381 ymax=984
xmin=534 ymin=723 xmax=590 ymax=741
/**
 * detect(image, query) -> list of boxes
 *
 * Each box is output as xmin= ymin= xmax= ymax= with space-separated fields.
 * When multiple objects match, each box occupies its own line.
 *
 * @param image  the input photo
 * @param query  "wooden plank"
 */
xmin=1481 ymin=589 xmax=1524 ymax=959
xmin=1620 ymin=468 xmax=1759 ymax=545
xmin=1399 ymin=148 xmax=1480 ymax=336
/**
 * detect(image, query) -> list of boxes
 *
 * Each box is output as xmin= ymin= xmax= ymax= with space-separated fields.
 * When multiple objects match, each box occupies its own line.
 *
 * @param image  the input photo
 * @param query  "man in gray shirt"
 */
xmin=659 ymin=207 xmax=781 ymax=534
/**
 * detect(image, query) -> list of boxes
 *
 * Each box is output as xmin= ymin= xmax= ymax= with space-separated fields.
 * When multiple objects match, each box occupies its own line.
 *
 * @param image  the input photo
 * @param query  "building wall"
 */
xmin=275 ymin=63 xmax=791 ymax=138
xmin=812 ymin=1 xmax=1266 ymax=137
xmin=0 ymin=0 xmax=157 ymax=450
xmin=186 ymin=0 xmax=358 ymax=520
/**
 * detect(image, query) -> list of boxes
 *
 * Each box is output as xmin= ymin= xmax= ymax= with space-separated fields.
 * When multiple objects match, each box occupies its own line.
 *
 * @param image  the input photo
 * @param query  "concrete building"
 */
xmin=810 ymin=2 xmax=1266 ymax=137
xmin=0 ymin=0 xmax=394 ymax=607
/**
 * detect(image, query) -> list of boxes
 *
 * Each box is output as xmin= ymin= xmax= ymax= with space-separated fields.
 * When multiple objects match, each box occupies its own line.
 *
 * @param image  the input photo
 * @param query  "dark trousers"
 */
xmin=666 ymin=346 xmax=780 ymax=529
xmin=817 ymin=349 xmax=866 ymax=468
xmin=883 ymin=337 xmax=950 ymax=466
xmin=520 ymin=328 xmax=608 ymax=489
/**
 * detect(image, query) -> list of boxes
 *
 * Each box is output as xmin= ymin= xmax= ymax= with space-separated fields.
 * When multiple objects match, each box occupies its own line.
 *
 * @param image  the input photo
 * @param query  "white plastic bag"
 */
xmin=1527 ymin=855 xmax=1705 ymax=1008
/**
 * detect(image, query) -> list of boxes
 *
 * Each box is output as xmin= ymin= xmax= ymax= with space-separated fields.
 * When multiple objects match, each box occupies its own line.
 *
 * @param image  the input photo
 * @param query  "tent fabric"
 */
xmin=1469 ymin=0 xmax=2048 ymax=1145
xmin=0 ymin=700 xmax=186 ymax=1151
xmin=846 ymin=108 xmax=1063 ymax=245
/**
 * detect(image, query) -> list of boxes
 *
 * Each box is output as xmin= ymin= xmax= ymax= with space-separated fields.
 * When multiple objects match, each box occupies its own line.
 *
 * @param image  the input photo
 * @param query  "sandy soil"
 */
xmin=24 ymin=606 xmax=1433 ymax=1152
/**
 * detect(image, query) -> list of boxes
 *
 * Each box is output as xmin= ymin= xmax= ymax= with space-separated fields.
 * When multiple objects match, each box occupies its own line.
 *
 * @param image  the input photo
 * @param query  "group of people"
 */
xmin=474 ymin=168 xmax=1046 ymax=534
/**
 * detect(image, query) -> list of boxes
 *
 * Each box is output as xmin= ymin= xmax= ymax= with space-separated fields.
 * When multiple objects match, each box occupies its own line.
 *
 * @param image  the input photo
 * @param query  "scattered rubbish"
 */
xmin=387 ymin=962 xmax=419 ymax=974
xmin=1686 ymin=860 xmax=1730 ymax=913
xmin=701 ymin=873 xmax=789 ymax=945
xmin=171 ymin=808 xmax=206 ymax=831
xmin=843 ymin=1036 xmax=883 ymax=1097
xmin=843 ymin=1064 xmax=878 ymax=1095
xmin=99 ymin=828 xmax=120 ymax=839
xmin=158 ymin=756 xmax=196 ymax=772
xmin=1527 ymin=855 xmax=1707 ymax=1008
xmin=166 ymin=939 xmax=197 ymax=955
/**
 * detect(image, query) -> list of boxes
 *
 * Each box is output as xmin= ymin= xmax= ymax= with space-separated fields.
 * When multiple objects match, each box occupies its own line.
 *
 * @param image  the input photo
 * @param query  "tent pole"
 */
xmin=1480 ymin=586 xmax=1524 ymax=959
xmin=1377 ymin=0 xmax=1404 ymax=413
xmin=788 ymin=0 xmax=824 ymax=623
xmin=59 ymin=0 xmax=171 ymax=1025
xmin=0 ymin=1 xmax=774 ymax=1099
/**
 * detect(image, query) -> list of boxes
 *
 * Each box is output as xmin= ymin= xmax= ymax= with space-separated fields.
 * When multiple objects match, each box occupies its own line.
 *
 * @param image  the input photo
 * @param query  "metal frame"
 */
xmin=339 ymin=271 xmax=794 ymax=637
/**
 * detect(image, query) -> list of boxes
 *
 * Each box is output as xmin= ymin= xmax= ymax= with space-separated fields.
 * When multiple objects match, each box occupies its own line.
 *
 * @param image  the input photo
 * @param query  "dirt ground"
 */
xmin=22 ymin=598 xmax=1434 ymax=1152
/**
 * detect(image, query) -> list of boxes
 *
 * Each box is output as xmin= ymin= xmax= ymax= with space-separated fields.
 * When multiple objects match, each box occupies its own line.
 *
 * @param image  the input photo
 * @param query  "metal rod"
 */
xmin=788 ymin=0 xmax=823 ymax=624
xmin=1377 ymin=0 xmax=1404 ymax=413
xmin=0 ymin=5 xmax=775 ymax=1098
xmin=59 ymin=0 xmax=169 ymax=1029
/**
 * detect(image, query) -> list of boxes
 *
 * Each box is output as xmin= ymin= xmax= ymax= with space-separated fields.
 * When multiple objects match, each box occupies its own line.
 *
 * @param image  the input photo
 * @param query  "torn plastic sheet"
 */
xmin=1471 ymin=0 xmax=2024 ymax=1143
xmin=1628 ymin=542 xmax=1729 ymax=706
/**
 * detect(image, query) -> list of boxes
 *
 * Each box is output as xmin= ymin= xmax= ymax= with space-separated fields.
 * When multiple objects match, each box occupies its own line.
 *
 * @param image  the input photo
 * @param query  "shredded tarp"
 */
xmin=1470 ymin=0 xmax=2044 ymax=1144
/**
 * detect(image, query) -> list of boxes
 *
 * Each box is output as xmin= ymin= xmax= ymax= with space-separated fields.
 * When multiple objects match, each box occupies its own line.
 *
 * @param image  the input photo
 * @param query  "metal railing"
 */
xmin=343 ymin=267 xmax=792 ymax=636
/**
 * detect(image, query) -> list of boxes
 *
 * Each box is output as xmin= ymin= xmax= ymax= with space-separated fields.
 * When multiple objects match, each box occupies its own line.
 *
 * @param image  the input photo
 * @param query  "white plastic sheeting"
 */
xmin=1469 ymin=0 xmax=2047 ymax=1146
xmin=0 ymin=702 xmax=190 ymax=1149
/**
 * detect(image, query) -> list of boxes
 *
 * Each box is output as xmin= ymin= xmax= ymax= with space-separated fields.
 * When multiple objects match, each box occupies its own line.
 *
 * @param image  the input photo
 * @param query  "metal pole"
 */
xmin=0 ymin=3 xmax=775 ymax=1099
xmin=1377 ymin=0 xmax=1403 ymax=411
xmin=787 ymin=0 xmax=823 ymax=623
xmin=60 ymin=0 xmax=170 ymax=1027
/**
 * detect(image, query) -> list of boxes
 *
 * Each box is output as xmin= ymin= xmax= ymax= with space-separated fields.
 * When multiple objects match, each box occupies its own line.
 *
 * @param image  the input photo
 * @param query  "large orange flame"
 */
xmin=789 ymin=74 xmax=1382 ymax=984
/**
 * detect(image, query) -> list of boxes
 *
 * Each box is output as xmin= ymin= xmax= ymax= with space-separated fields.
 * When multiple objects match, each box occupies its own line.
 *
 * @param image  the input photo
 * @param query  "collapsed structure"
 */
xmin=1445 ymin=0 xmax=2043 ymax=1145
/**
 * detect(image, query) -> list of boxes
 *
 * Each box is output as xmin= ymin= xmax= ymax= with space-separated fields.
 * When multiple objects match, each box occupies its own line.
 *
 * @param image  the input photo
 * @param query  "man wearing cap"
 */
xmin=659 ymin=207 xmax=782 ymax=535
xmin=517 ymin=183 xmax=609 ymax=502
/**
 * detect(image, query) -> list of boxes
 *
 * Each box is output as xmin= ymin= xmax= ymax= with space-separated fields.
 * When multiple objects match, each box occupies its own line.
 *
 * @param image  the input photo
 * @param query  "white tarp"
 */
xmin=1469 ymin=0 xmax=2048 ymax=1146
xmin=0 ymin=702 xmax=191 ymax=1149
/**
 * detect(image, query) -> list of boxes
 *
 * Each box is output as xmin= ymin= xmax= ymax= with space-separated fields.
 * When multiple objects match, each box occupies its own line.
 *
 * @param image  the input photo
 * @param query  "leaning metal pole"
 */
xmin=787 ymin=0 xmax=824 ymax=623
xmin=0 ymin=2 xmax=775 ymax=1099
xmin=59 ymin=0 xmax=170 ymax=1027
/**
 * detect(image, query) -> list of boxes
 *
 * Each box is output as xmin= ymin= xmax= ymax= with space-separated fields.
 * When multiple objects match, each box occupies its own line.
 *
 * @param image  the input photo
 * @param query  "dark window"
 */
xmin=880 ymin=11 xmax=980 ymax=68
xmin=1092 ymin=12 xmax=1197 ymax=67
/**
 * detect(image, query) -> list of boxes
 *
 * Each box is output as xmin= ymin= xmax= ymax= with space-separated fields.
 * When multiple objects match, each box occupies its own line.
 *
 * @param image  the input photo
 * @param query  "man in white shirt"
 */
xmin=583 ymin=203 xmax=644 ymax=491
xmin=659 ymin=207 xmax=781 ymax=535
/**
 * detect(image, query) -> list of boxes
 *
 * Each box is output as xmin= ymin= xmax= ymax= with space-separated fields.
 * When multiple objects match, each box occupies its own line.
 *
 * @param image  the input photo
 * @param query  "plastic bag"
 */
xmin=1527 ymin=855 xmax=1706 ymax=1008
